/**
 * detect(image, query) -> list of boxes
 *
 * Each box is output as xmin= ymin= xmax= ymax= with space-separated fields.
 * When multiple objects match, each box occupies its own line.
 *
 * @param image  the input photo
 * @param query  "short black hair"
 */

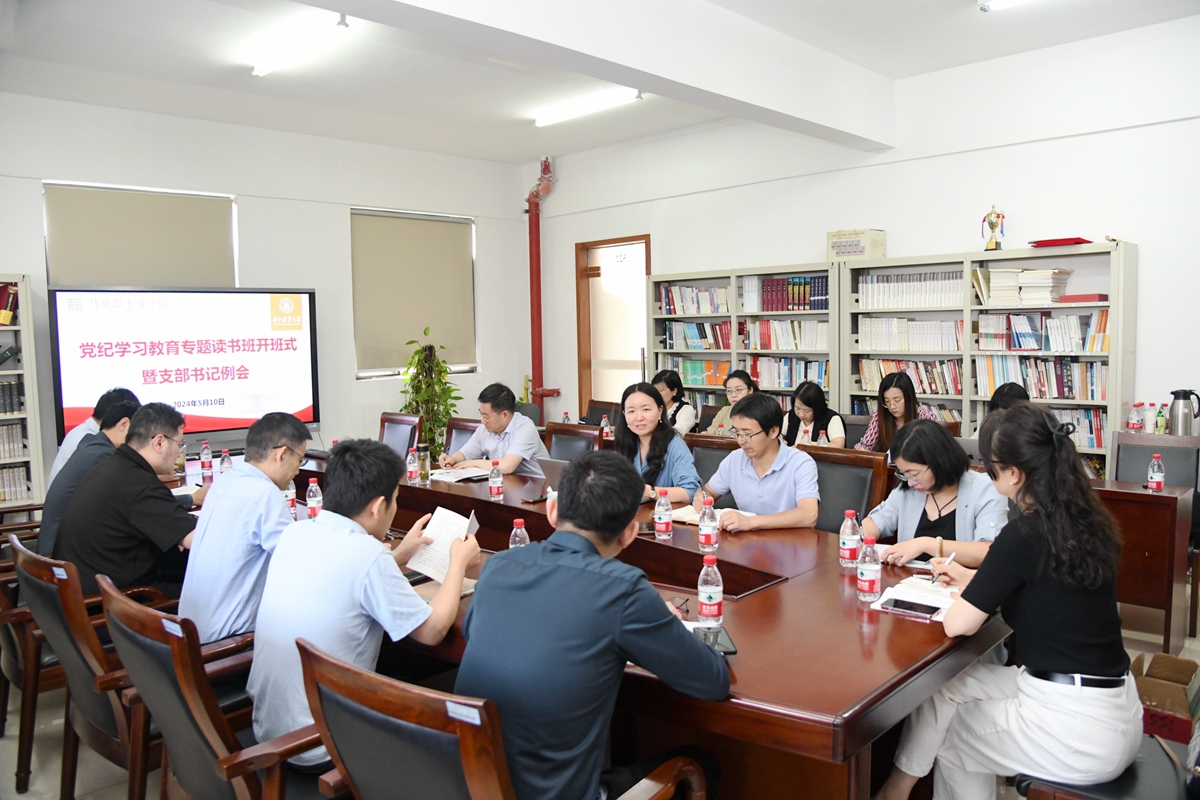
xmin=99 ymin=400 xmax=141 ymax=431
xmin=126 ymin=403 xmax=186 ymax=449
xmin=477 ymin=383 xmax=516 ymax=414
xmin=730 ymin=391 xmax=783 ymax=437
xmin=244 ymin=412 xmax=313 ymax=462
xmin=988 ymin=382 xmax=1031 ymax=412
xmin=650 ymin=370 xmax=684 ymax=398
xmin=93 ymin=388 xmax=140 ymax=420
xmin=889 ymin=419 xmax=969 ymax=493
xmin=792 ymin=381 xmax=827 ymax=418
xmin=322 ymin=439 xmax=404 ymax=519
xmin=556 ymin=451 xmax=644 ymax=544
xmin=723 ymin=370 xmax=758 ymax=392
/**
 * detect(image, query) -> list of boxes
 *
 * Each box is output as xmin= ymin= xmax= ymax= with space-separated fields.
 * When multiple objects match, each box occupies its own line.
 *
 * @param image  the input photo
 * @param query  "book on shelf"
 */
xmin=848 ymin=398 xmax=961 ymax=423
xmin=976 ymin=311 xmax=1108 ymax=353
xmin=741 ymin=318 xmax=829 ymax=351
xmin=973 ymin=355 xmax=1107 ymax=402
xmin=656 ymin=355 xmax=731 ymax=386
xmin=1016 ymin=269 xmax=1071 ymax=304
xmin=857 ymin=270 xmax=963 ymax=310
xmin=856 ymin=358 xmax=962 ymax=396
xmin=0 ymin=283 xmax=17 ymax=326
xmin=744 ymin=356 xmax=828 ymax=391
xmin=740 ymin=275 xmax=829 ymax=313
xmin=661 ymin=320 xmax=733 ymax=350
xmin=0 ymin=422 xmax=23 ymax=460
xmin=683 ymin=389 xmax=722 ymax=408
xmin=1057 ymin=293 xmax=1108 ymax=304
xmin=657 ymin=283 xmax=730 ymax=316
xmin=0 ymin=465 xmax=28 ymax=502
xmin=858 ymin=318 xmax=962 ymax=353
xmin=972 ymin=266 xmax=990 ymax=306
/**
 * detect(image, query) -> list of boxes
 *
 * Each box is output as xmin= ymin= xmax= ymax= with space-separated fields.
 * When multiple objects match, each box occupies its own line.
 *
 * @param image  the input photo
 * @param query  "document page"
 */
xmin=671 ymin=506 xmax=756 ymax=525
xmin=406 ymin=507 xmax=479 ymax=584
xmin=430 ymin=467 xmax=490 ymax=483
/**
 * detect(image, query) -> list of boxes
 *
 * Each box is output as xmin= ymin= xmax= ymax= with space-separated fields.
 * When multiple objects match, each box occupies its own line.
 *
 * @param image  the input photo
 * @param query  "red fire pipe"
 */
xmin=526 ymin=158 xmax=559 ymax=414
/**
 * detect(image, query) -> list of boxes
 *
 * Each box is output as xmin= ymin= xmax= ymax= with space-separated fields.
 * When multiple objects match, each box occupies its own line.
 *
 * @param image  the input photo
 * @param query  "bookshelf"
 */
xmin=0 ymin=274 xmax=47 ymax=507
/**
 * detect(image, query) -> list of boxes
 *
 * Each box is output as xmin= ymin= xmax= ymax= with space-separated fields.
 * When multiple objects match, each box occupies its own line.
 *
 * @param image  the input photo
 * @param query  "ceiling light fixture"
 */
xmin=241 ymin=10 xmax=353 ymax=77
xmin=979 ymin=0 xmax=1040 ymax=11
xmin=533 ymin=87 xmax=642 ymax=127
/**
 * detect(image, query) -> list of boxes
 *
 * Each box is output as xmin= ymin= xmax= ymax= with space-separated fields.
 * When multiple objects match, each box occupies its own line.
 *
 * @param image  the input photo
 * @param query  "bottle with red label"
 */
xmin=305 ymin=477 xmax=322 ymax=518
xmin=697 ymin=555 xmax=723 ymax=626
xmin=1148 ymin=454 xmax=1165 ymax=493
xmin=406 ymin=448 xmax=418 ymax=484
xmin=283 ymin=479 xmax=297 ymax=521
xmin=698 ymin=497 xmax=718 ymax=553
xmin=488 ymin=460 xmax=504 ymax=500
xmin=200 ymin=440 xmax=213 ymax=484
xmin=838 ymin=509 xmax=861 ymax=567
xmin=600 ymin=415 xmax=613 ymax=439
xmin=716 ymin=423 xmax=725 ymax=436
xmin=857 ymin=535 xmax=882 ymax=602
xmin=509 ymin=519 xmax=530 ymax=548
xmin=653 ymin=489 xmax=673 ymax=540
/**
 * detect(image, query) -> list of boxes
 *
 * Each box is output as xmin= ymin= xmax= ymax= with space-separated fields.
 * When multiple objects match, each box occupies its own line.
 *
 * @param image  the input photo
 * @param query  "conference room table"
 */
xmin=296 ymin=460 xmax=1010 ymax=800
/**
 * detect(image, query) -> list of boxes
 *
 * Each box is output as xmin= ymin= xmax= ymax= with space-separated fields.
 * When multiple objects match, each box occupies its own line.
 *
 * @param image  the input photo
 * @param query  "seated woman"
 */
xmin=651 ymin=369 xmax=697 ymax=435
xmin=782 ymin=381 xmax=846 ymax=448
xmin=864 ymin=420 xmax=1008 ymax=567
xmin=854 ymin=372 xmax=940 ymax=452
xmin=704 ymin=370 xmax=757 ymax=435
xmin=691 ymin=392 xmax=819 ymax=531
xmin=614 ymin=382 xmax=701 ymax=503
xmin=872 ymin=402 xmax=1140 ymax=800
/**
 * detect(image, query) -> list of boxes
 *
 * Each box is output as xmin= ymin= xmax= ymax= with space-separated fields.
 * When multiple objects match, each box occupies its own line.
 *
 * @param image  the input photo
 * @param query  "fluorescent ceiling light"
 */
xmin=980 ymin=0 xmax=1041 ymax=11
xmin=533 ymin=87 xmax=642 ymax=127
xmin=238 ymin=11 xmax=353 ymax=77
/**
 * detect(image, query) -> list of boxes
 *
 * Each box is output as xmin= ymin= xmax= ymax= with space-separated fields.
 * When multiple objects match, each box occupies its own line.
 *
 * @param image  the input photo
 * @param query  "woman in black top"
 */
xmin=872 ymin=402 xmax=1141 ymax=800
xmin=782 ymin=381 xmax=846 ymax=447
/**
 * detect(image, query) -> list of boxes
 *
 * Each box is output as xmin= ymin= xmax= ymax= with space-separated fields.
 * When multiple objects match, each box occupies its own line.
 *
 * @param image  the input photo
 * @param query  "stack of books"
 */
xmin=658 ymin=283 xmax=730 ymax=316
xmin=988 ymin=270 xmax=1023 ymax=305
xmin=857 ymin=358 xmax=962 ymax=396
xmin=0 ymin=423 xmax=24 ymax=459
xmin=744 ymin=357 xmax=828 ymax=390
xmin=1017 ymin=269 xmax=1072 ymax=304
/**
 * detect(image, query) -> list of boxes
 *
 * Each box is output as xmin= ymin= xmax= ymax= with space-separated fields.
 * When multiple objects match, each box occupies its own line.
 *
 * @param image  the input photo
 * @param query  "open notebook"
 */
xmin=670 ymin=505 xmax=756 ymax=525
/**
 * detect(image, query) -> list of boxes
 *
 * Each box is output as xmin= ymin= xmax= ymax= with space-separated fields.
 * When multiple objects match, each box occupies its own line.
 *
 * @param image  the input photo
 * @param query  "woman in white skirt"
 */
xmin=872 ymin=402 xmax=1142 ymax=800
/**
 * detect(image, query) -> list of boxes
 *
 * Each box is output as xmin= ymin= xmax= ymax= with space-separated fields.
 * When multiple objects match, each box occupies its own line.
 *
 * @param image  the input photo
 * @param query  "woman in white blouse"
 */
xmin=651 ymin=369 xmax=697 ymax=435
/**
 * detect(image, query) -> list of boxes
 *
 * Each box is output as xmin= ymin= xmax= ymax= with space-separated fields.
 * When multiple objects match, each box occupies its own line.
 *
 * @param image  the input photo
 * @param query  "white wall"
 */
xmin=534 ymin=16 xmax=1200 ymax=420
xmin=0 ymin=92 xmax=529 ymax=478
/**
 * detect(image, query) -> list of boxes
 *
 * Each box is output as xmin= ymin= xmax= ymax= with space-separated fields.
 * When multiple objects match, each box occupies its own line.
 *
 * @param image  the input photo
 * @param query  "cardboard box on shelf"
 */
xmin=828 ymin=229 xmax=886 ymax=261
xmin=1130 ymin=652 xmax=1200 ymax=743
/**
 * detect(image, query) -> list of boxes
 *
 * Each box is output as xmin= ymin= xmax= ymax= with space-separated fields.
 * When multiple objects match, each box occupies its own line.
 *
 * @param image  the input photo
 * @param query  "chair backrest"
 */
xmin=298 ymin=638 xmax=515 ymax=800
xmin=379 ymin=413 xmax=423 ymax=457
xmin=582 ymin=400 xmax=620 ymax=426
xmin=794 ymin=446 xmax=889 ymax=533
xmin=98 ymin=577 xmax=252 ymax=800
xmin=1111 ymin=432 xmax=1200 ymax=489
xmin=939 ymin=420 xmax=962 ymax=438
xmin=698 ymin=405 xmax=723 ymax=434
xmin=842 ymin=415 xmax=872 ymax=449
xmin=10 ymin=535 xmax=125 ymax=741
xmin=517 ymin=403 xmax=542 ymax=426
xmin=683 ymin=435 xmax=739 ymax=509
xmin=444 ymin=418 xmax=484 ymax=457
xmin=543 ymin=423 xmax=601 ymax=462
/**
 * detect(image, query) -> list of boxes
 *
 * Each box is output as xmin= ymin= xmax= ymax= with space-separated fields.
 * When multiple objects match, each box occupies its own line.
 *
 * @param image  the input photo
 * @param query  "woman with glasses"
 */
xmin=872 ymin=403 xmax=1139 ymax=800
xmin=651 ymin=369 xmax=698 ymax=435
xmin=863 ymin=420 xmax=1007 ymax=568
xmin=704 ymin=370 xmax=757 ymax=435
xmin=614 ymin=382 xmax=701 ymax=502
xmin=782 ymin=381 xmax=846 ymax=447
xmin=855 ymin=372 xmax=940 ymax=452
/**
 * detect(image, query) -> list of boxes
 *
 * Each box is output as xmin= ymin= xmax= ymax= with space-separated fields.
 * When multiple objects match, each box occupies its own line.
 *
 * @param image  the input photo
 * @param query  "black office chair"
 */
xmin=378 ymin=413 xmax=422 ymax=457
xmin=842 ymin=415 xmax=872 ymax=450
xmin=1015 ymin=734 xmax=1186 ymax=799
xmin=444 ymin=418 xmax=483 ymax=458
xmin=544 ymin=423 xmax=601 ymax=461
xmin=518 ymin=402 xmax=542 ymax=426
xmin=698 ymin=405 xmax=723 ymax=434
xmin=811 ymin=461 xmax=875 ymax=533
xmin=684 ymin=435 xmax=738 ymax=510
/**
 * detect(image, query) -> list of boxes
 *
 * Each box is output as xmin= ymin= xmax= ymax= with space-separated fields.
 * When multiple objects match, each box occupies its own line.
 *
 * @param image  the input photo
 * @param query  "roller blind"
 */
xmin=350 ymin=210 xmax=477 ymax=374
xmin=44 ymin=184 xmax=235 ymax=287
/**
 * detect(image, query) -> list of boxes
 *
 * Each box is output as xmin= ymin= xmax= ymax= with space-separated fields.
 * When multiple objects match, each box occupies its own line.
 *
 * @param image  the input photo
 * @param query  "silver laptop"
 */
xmin=537 ymin=458 xmax=570 ymax=491
xmin=957 ymin=437 xmax=982 ymax=465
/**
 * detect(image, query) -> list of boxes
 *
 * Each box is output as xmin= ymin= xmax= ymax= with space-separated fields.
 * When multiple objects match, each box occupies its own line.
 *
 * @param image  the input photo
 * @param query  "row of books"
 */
xmin=987 ymin=268 xmax=1072 ymax=305
xmin=741 ymin=319 xmax=829 ymax=352
xmin=656 ymin=355 xmax=732 ymax=387
xmin=856 ymin=270 xmax=963 ymax=310
xmin=0 ymin=422 xmax=25 ymax=460
xmin=744 ymin=357 xmax=829 ymax=390
xmin=857 ymin=358 xmax=963 ymax=396
xmin=657 ymin=283 xmax=730 ymax=316
xmin=740 ymin=275 xmax=830 ymax=313
xmin=857 ymin=318 xmax=963 ymax=353
xmin=850 ymin=397 xmax=963 ymax=422
xmin=977 ymin=312 xmax=1109 ymax=353
xmin=661 ymin=320 xmax=733 ymax=350
xmin=0 ymin=466 xmax=29 ymax=502
xmin=1048 ymin=407 xmax=1108 ymax=451
xmin=973 ymin=355 xmax=1107 ymax=402
xmin=0 ymin=381 xmax=23 ymax=414
xmin=683 ymin=390 xmax=721 ymax=409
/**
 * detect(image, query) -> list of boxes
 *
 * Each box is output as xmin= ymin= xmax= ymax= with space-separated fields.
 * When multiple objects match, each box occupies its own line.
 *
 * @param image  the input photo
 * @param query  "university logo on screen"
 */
xmin=271 ymin=294 xmax=303 ymax=331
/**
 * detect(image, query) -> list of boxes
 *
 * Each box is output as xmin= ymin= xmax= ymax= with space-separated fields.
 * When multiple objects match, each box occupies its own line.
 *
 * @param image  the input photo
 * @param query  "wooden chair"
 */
xmin=296 ymin=638 xmax=706 ymax=800
xmin=939 ymin=420 xmax=962 ymax=438
xmin=97 ymin=577 xmax=346 ymax=800
xmin=794 ymin=446 xmax=889 ymax=533
xmin=842 ymin=414 xmax=872 ymax=449
xmin=378 ymin=413 xmax=423 ymax=457
xmin=1015 ymin=734 xmax=1186 ymax=799
xmin=684 ymin=434 xmax=740 ymax=510
xmin=544 ymin=422 xmax=602 ymax=461
xmin=444 ymin=418 xmax=484 ymax=458
xmin=582 ymin=399 xmax=621 ymax=426
xmin=697 ymin=405 xmax=723 ymax=434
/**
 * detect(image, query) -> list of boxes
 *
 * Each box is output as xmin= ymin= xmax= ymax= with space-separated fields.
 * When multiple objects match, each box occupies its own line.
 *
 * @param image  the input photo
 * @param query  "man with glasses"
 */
xmin=438 ymin=382 xmax=549 ymax=477
xmin=55 ymin=403 xmax=199 ymax=597
xmin=691 ymin=392 xmax=820 ymax=531
xmin=179 ymin=412 xmax=312 ymax=643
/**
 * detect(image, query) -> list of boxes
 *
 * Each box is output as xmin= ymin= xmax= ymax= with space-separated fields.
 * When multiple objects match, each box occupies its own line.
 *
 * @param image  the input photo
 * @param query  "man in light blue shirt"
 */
xmin=693 ymin=392 xmax=820 ymax=531
xmin=439 ymin=382 xmax=549 ymax=478
xmin=48 ymin=387 xmax=139 ymax=485
xmin=178 ymin=412 xmax=311 ymax=643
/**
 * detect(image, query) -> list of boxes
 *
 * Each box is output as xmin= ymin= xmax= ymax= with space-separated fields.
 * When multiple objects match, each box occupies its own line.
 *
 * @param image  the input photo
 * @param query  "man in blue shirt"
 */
xmin=178 ymin=412 xmax=312 ymax=643
xmin=48 ymin=387 xmax=140 ymax=485
xmin=438 ymin=382 xmax=549 ymax=477
xmin=456 ymin=451 xmax=730 ymax=800
xmin=692 ymin=392 xmax=820 ymax=531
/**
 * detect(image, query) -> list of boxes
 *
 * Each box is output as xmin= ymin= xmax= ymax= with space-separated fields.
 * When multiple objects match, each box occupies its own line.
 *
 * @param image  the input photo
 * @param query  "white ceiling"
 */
xmin=1 ymin=0 xmax=1196 ymax=163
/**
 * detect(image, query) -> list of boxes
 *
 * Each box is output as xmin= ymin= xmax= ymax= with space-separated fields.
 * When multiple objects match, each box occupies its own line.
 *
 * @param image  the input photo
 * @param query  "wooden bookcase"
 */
xmin=0 ymin=274 xmax=47 ymax=506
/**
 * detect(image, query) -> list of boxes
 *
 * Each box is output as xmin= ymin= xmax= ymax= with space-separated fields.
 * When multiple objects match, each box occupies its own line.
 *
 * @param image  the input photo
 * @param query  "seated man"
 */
xmin=54 ymin=403 xmax=197 ymax=597
xmin=48 ymin=387 xmax=139 ymax=484
xmin=456 ymin=450 xmax=730 ymax=800
xmin=248 ymin=439 xmax=479 ymax=771
xmin=178 ymin=412 xmax=312 ymax=643
xmin=691 ymin=392 xmax=820 ymax=531
xmin=438 ymin=382 xmax=549 ymax=477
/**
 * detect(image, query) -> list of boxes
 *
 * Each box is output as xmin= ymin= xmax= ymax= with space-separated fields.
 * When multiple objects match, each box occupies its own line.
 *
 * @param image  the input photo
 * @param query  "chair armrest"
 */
xmin=615 ymin=757 xmax=706 ymax=800
xmin=318 ymin=768 xmax=348 ymax=798
xmin=0 ymin=604 xmax=32 ymax=625
xmin=94 ymin=667 xmax=133 ymax=693
xmin=200 ymin=632 xmax=254 ymax=662
xmin=203 ymin=650 xmax=253 ymax=681
xmin=215 ymin=723 xmax=323 ymax=779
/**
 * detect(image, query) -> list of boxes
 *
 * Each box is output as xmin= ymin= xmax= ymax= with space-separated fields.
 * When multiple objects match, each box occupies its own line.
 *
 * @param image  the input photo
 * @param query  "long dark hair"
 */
xmin=979 ymin=402 xmax=1120 ymax=589
xmin=650 ymin=369 xmax=686 ymax=405
xmin=876 ymin=372 xmax=919 ymax=453
xmin=614 ymin=382 xmax=676 ymax=486
xmin=889 ymin=419 xmax=968 ymax=493
xmin=792 ymin=380 xmax=828 ymax=418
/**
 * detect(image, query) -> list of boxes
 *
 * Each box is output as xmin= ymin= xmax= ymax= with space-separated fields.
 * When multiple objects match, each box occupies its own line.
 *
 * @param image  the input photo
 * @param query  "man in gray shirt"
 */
xmin=439 ymin=382 xmax=549 ymax=477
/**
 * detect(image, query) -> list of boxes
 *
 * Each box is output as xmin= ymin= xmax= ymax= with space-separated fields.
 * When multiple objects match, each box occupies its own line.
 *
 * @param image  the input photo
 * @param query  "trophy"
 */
xmin=981 ymin=205 xmax=1005 ymax=251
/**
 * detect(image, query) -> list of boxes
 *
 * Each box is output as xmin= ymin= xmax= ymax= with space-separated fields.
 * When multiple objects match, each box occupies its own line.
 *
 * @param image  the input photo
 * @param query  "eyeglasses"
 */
xmin=898 ymin=465 xmax=930 ymax=484
xmin=882 ymin=397 xmax=906 ymax=408
xmin=725 ymin=385 xmax=749 ymax=399
xmin=729 ymin=428 xmax=765 ymax=443
xmin=161 ymin=435 xmax=185 ymax=450
xmin=273 ymin=444 xmax=305 ymax=460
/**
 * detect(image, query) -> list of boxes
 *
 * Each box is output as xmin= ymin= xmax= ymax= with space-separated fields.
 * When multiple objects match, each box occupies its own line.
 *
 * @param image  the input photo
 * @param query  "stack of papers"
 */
xmin=1017 ymin=269 xmax=1072 ymax=304
xmin=870 ymin=576 xmax=958 ymax=622
xmin=670 ymin=506 xmax=756 ymax=525
xmin=429 ymin=467 xmax=490 ymax=483
xmin=406 ymin=507 xmax=479 ymax=583
xmin=987 ymin=269 xmax=1023 ymax=305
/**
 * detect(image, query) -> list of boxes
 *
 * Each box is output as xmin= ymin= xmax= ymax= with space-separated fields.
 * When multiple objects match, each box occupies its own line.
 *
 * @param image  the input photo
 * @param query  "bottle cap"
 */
xmin=202 ymin=440 xmax=209 ymax=445
xmin=658 ymin=488 xmax=668 ymax=495
xmin=1153 ymin=453 xmax=1162 ymax=459
xmin=309 ymin=477 xmax=318 ymax=484
xmin=844 ymin=509 xmax=857 ymax=518
xmin=514 ymin=519 xmax=525 ymax=527
xmin=222 ymin=449 xmax=229 ymax=454
xmin=417 ymin=443 xmax=429 ymax=451
xmin=819 ymin=430 xmax=826 ymax=434
xmin=703 ymin=497 xmax=714 ymax=506
xmin=864 ymin=535 xmax=877 ymax=545
xmin=332 ymin=439 xmax=339 ymax=445
xmin=409 ymin=448 xmax=416 ymax=453
xmin=703 ymin=554 xmax=717 ymax=566
xmin=492 ymin=460 xmax=500 ymax=465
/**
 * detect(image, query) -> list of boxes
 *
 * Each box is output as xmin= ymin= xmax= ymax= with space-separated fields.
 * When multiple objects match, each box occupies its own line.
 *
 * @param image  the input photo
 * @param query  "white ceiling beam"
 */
xmin=297 ymin=0 xmax=896 ymax=150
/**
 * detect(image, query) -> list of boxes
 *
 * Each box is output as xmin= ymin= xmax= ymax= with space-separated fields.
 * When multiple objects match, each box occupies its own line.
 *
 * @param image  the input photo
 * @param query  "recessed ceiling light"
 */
xmin=533 ymin=87 xmax=642 ymax=127
xmin=980 ymin=0 xmax=1040 ymax=11
xmin=239 ymin=10 xmax=353 ymax=77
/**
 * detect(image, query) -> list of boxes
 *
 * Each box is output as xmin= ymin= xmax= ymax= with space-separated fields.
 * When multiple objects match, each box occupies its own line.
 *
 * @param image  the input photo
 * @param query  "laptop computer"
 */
xmin=536 ymin=456 xmax=655 ymax=502
xmin=957 ymin=437 xmax=982 ymax=466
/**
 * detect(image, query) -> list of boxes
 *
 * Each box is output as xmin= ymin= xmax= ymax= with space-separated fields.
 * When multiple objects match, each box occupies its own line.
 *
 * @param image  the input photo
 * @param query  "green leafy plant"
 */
xmin=401 ymin=327 xmax=461 ymax=460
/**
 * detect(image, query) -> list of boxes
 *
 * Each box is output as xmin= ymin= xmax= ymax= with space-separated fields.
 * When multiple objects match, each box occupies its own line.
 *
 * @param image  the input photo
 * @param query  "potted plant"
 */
xmin=401 ymin=327 xmax=461 ymax=460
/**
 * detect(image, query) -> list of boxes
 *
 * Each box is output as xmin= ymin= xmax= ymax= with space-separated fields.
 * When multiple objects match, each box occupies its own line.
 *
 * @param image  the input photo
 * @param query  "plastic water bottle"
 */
xmin=406 ymin=448 xmax=418 ymax=484
xmin=1148 ymin=454 xmax=1165 ymax=493
xmin=488 ymin=460 xmax=504 ymax=500
xmin=509 ymin=518 xmax=530 ymax=548
xmin=219 ymin=449 xmax=233 ymax=474
xmin=838 ymin=510 xmax=861 ymax=567
xmin=1127 ymin=402 xmax=1144 ymax=432
xmin=653 ymin=489 xmax=673 ymax=540
xmin=600 ymin=414 xmax=612 ymax=439
xmin=698 ymin=497 xmax=718 ymax=553
xmin=716 ymin=423 xmax=725 ymax=436
xmin=200 ymin=440 xmax=213 ymax=483
xmin=816 ymin=430 xmax=829 ymax=446
xmin=857 ymin=534 xmax=882 ymax=602
xmin=283 ymin=479 xmax=297 ymax=521
xmin=562 ymin=411 xmax=571 ymax=424
xmin=306 ymin=477 xmax=322 ymax=518
xmin=697 ymin=555 xmax=723 ymax=627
